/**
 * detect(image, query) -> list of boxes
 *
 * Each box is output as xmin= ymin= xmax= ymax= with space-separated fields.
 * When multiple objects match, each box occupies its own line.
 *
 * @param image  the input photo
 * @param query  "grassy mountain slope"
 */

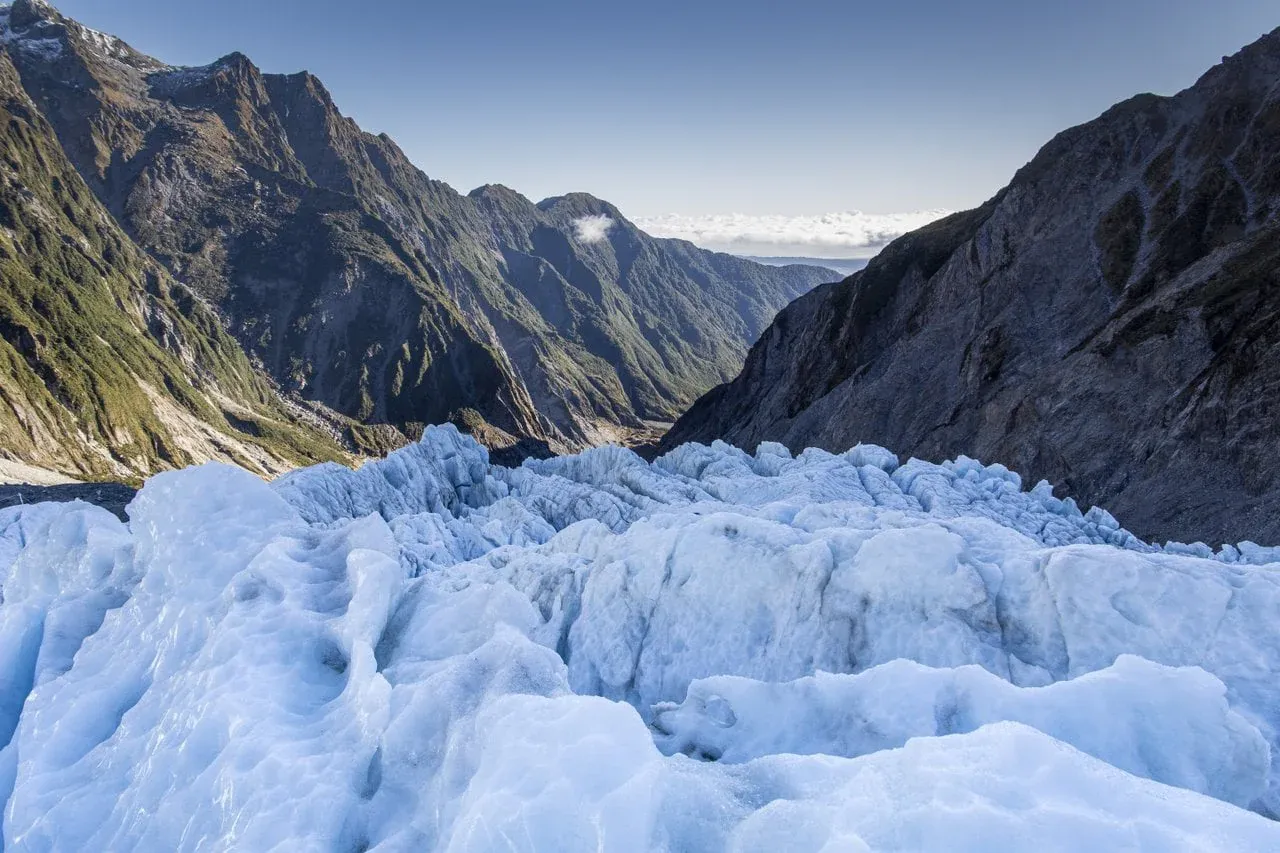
xmin=0 ymin=45 xmax=347 ymax=482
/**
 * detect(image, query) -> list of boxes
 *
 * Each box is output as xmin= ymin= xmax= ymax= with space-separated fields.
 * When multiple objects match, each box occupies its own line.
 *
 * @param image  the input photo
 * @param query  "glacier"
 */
xmin=1 ymin=424 xmax=1279 ymax=850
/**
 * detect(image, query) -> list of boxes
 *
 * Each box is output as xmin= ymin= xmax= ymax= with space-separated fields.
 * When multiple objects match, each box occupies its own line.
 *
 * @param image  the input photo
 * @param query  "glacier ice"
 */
xmin=651 ymin=656 xmax=1269 ymax=807
xmin=1 ymin=424 xmax=1279 ymax=850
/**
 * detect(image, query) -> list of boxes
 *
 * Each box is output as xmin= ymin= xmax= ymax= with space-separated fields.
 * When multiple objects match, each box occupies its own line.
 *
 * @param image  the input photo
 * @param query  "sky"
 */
xmin=50 ymin=0 xmax=1280 ymax=256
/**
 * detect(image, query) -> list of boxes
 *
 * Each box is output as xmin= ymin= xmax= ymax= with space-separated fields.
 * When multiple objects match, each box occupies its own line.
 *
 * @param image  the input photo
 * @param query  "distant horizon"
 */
xmin=634 ymin=210 xmax=951 ymax=259
xmin=739 ymin=255 xmax=870 ymax=278
xmin=41 ymin=0 xmax=1280 ymax=255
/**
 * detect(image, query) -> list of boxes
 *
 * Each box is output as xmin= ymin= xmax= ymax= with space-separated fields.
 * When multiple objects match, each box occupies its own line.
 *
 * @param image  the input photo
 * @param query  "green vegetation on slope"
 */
xmin=0 ymin=48 xmax=348 ymax=482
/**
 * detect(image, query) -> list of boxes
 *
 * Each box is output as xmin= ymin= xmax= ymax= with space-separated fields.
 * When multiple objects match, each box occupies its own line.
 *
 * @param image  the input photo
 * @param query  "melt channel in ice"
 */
xmin=1 ymin=424 xmax=1279 ymax=851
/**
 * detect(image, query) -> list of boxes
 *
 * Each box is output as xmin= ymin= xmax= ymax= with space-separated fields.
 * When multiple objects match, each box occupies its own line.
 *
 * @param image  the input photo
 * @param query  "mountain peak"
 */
xmin=7 ymin=0 xmax=58 ymax=29
xmin=468 ymin=183 xmax=529 ymax=204
xmin=1 ymin=0 xmax=66 ymax=62
xmin=2 ymin=1 xmax=162 ymax=70
xmin=536 ymin=192 xmax=623 ymax=222
xmin=213 ymin=50 xmax=255 ymax=71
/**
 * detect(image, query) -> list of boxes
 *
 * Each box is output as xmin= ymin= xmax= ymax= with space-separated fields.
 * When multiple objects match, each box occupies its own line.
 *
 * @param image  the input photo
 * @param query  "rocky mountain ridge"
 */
xmin=665 ymin=27 xmax=1280 ymax=545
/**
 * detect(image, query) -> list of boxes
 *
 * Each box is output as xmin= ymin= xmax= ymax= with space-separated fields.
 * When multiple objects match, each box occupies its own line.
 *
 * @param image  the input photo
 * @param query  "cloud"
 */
xmin=572 ymin=214 xmax=615 ymax=244
xmin=631 ymin=210 xmax=952 ymax=259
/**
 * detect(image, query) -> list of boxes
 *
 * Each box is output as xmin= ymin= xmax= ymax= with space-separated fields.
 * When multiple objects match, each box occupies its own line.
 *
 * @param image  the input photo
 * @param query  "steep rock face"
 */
xmin=0 ymin=44 xmax=347 ymax=481
xmin=2 ymin=0 xmax=830 ymax=454
xmin=665 ymin=28 xmax=1280 ymax=545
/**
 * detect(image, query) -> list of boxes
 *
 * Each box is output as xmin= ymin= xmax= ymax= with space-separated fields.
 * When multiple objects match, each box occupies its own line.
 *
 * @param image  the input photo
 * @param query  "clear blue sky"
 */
xmin=52 ymin=0 xmax=1280 ymax=217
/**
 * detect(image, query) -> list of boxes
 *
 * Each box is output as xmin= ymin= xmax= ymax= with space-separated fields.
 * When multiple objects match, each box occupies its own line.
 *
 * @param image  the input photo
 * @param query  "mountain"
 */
xmin=466 ymin=188 xmax=831 ymax=444
xmin=0 ymin=0 xmax=831 ymax=471
xmin=0 ymin=40 xmax=348 ymax=483
xmin=664 ymin=28 xmax=1280 ymax=546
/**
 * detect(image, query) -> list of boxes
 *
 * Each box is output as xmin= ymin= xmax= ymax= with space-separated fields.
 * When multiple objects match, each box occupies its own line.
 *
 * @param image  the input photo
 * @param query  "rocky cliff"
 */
xmin=665 ymin=28 xmax=1280 ymax=545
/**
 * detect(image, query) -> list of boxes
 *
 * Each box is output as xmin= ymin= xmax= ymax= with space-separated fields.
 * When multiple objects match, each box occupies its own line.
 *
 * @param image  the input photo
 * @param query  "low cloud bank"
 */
xmin=633 ymin=210 xmax=952 ymax=259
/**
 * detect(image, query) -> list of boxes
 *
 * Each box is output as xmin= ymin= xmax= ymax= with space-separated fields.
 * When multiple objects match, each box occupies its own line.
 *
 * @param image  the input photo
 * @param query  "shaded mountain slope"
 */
xmin=665 ymin=28 xmax=1280 ymax=545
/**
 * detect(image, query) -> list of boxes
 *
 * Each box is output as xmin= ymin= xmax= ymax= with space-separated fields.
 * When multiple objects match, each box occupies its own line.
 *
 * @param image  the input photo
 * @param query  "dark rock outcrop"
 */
xmin=665 ymin=28 xmax=1280 ymax=545
xmin=0 ymin=482 xmax=136 ymax=520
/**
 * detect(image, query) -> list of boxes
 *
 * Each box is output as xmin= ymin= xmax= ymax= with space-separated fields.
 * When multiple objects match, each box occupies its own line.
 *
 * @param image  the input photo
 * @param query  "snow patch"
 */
xmin=75 ymin=24 xmax=132 ymax=62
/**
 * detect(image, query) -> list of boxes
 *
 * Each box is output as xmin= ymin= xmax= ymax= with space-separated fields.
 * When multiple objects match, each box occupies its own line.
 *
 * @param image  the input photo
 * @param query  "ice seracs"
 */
xmin=652 ymin=656 xmax=1270 ymax=807
xmin=1 ymin=424 xmax=1279 ymax=850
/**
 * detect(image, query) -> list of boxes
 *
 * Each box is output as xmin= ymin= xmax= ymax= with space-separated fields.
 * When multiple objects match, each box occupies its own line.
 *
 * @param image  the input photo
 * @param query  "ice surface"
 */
xmin=652 ymin=655 xmax=1269 ymax=807
xmin=1 ymin=425 xmax=1279 ymax=850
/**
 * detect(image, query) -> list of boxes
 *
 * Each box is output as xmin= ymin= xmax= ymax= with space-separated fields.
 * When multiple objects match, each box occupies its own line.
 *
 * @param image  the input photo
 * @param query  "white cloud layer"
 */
xmin=572 ymin=214 xmax=615 ymax=244
xmin=632 ymin=210 xmax=952 ymax=259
